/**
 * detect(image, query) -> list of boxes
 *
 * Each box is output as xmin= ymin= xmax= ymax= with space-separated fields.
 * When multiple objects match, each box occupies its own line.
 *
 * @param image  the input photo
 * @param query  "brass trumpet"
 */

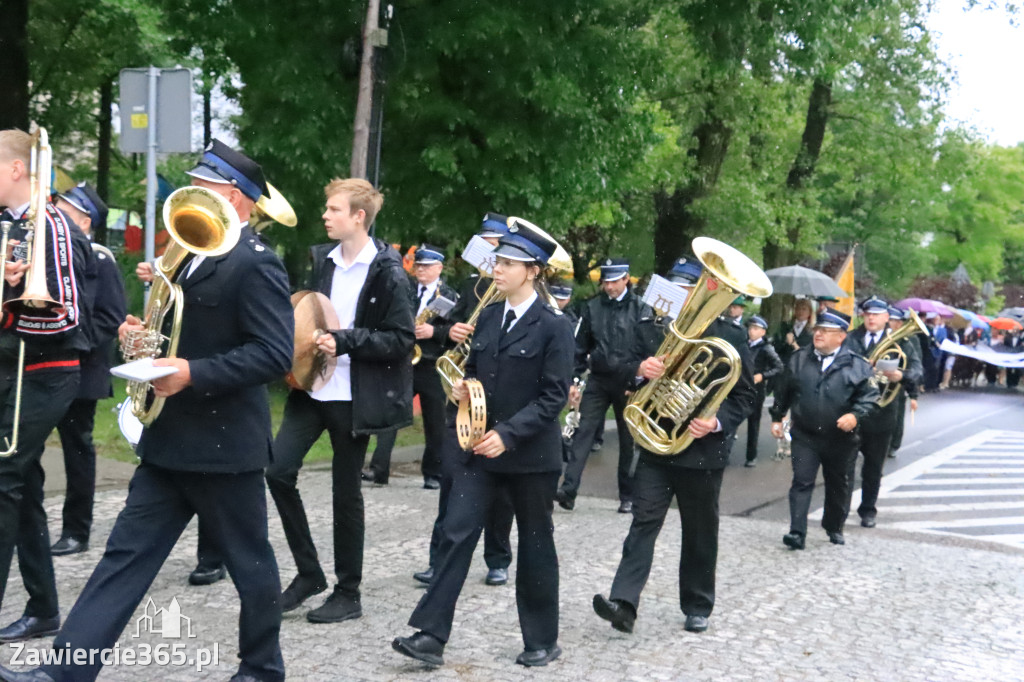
xmin=869 ymin=308 xmax=928 ymax=408
xmin=624 ymin=237 xmax=773 ymax=455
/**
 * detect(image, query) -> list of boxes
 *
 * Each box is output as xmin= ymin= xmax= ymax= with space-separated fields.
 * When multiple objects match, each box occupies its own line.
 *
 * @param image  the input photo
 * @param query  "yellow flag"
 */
xmin=834 ymin=248 xmax=856 ymax=317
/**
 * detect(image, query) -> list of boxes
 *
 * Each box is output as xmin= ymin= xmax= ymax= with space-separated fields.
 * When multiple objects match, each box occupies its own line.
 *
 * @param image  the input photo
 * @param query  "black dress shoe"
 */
xmin=782 ymin=532 xmax=805 ymax=550
xmin=392 ymin=631 xmax=445 ymax=666
xmin=306 ymin=588 xmax=361 ymax=623
xmin=555 ymin=490 xmax=575 ymax=511
xmin=592 ymin=594 xmax=635 ymax=633
xmin=361 ymin=469 xmax=388 ymax=485
xmin=861 ymin=516 xmax=877 ymax=528
xmin=280 ymin=573 xmax=328 ymax=612
xmin=617 ymin=500 xmax=633 ymax=514
xmin=0 ymin=615 xmax=60 ymax=643
xmin=413 ymin=566 xmax=434 ymax=585
xmin=828 ymin=531 xmax=845 ymax=545
xmin=515 ymin=644 xmax=561 ymax=667
xmin=422 ymin=477 xmax=440 ymax=490
xmin=591 ymin=441 xmax=603 ymax=452
xmin=188 ymin=563 xmax=226 ymax=586
xmin=50 ymin=537 xmax=87 ymax=556
xmin=684 ymin=614 xmax=709 ymax=633
xmin=743 ymin=459 xmax=756 ymax=468
xmin=485 ymin=567 xmax=508 ymax=586
xmin=0 ymin=666 xmax=56 ymax=682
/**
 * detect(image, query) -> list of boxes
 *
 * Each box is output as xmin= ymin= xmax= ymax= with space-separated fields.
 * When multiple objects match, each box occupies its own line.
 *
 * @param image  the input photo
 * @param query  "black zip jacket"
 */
xmin=409 ymin=277 xmax=459 ymax=363
xmin=574 ymin=288 xmax=649 ymax=384
xmin=311 ymin=239 xmax=416 ymax=435
xmin=749 ymin=337 xmax=783 ymax=397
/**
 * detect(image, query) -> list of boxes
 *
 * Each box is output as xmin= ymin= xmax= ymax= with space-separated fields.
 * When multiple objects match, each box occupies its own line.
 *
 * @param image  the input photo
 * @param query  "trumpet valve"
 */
xmin=121 ymin=329 xmax=166 ymax=362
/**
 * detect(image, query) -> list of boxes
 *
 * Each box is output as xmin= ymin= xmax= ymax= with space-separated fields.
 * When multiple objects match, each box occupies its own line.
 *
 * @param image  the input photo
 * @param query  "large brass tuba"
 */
xmin=624 ymin=237 xmax=773 ymax=455
xmin=121 ymin=186 xmax=241 ymax=425
xmin=868 ymin=308 xmax=928 ymax=408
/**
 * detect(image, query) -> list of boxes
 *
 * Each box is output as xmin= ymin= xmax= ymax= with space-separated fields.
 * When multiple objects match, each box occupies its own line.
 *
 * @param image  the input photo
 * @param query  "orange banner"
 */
xmin=834 ymin=248 xmax=855 ymax=317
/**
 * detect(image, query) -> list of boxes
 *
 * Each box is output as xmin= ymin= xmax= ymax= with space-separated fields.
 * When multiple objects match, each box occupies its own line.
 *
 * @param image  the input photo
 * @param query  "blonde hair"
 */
xmin=0 ymin=129 xmax=32 ymax=164
xmin=794 ymin=298 xmax=816 ymax=327
xmin=324 ymin=178 xmax=384 ymax=229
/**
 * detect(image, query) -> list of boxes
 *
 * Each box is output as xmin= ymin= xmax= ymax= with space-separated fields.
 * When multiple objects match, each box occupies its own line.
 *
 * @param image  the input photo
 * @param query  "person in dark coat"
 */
xmin=411 ymin=215 xmax=516 ymax=589
xmin=49 ymin=183 xmax=127 ymax=556
xmin=0 ymin=139 xmax=295 ymax=682
xmin=557 ymin=258 xmax=648 ymax=513
xmin=886 ymin=306 xmax=921 ymax=458
xmin=772 ymin=297 xmax=815 ymax=366
xmin=842 ymin=297 xmax=923 ymax=528
xmin=592 ymin=257 xmax=756 ymax=636
xmin=0 ymin=129 xmax=92 ymax=646
xmin=392 ymin=218 xmax=573 ymax=668
xmin=265 ymin=178 xmax=414 ymax=624
xmin=744 ymin=314 xmax=783 ymax=467
xmin=770 ymin=310 xmax=879 ymax=550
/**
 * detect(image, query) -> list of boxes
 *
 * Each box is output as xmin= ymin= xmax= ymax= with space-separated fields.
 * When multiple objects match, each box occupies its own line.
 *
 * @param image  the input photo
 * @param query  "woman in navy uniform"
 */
xmin=392 ymin=218 xmax=574 ymax=668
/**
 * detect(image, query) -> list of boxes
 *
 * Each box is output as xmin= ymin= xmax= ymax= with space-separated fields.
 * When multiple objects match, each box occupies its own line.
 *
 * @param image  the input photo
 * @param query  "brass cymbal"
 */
xmin=286 ymin=290 xmax=338 ymax=392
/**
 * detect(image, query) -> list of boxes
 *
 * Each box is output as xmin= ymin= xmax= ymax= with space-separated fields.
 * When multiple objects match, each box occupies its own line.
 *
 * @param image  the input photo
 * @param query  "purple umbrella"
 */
xmin=894 ymin=298 xmax=955 ymax=318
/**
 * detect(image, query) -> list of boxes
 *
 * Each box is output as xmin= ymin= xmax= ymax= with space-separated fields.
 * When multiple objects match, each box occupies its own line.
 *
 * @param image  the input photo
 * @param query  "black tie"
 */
xmin=501 ymin=309 xmax=517 ymax=335
xmin=866 ymin=333 xmax=877 ymax=353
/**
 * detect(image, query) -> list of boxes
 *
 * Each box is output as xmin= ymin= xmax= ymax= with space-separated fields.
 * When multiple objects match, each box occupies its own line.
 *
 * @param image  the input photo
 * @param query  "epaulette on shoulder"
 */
xmin=90 ymin=243 xmax=115 ymax=261
xmin=542 ymin=302 xmax=563 ymax=316
xmin=243 ymin=234 xmax=272 ymax=255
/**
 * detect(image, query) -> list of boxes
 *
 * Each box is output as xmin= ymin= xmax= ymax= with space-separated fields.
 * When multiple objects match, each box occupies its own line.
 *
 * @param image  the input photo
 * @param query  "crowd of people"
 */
xmin=0 ymin=133 xmax=1010 ymax=680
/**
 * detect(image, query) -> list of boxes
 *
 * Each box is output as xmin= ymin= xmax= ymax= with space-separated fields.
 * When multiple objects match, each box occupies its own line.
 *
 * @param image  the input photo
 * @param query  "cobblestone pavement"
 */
xmin=3 ymin=467 xmax=1024 ymax=681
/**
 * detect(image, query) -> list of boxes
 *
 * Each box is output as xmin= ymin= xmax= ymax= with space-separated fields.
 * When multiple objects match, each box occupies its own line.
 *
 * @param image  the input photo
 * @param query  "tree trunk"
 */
xmin=350 ymin=0 xmax=380 ymax=180
xmin=95 ymin=78 xmax=113 ymax=245
xmin=0 ymin=0 xmax=30 ymax=131
xmin=653 ymin=116 xmax=732 ymax=274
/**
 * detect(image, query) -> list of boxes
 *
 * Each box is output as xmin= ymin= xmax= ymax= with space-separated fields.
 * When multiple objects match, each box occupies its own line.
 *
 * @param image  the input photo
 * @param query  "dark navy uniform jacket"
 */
xmin=464 ymin=298 xmax=574 ymax=474
xmin=137 ymin=227 xmax=294 ymax=473
xmin=409 ymin=276 xmax=458 ymax=363
xmin=78 ymin=244 xmax=127 ymax=400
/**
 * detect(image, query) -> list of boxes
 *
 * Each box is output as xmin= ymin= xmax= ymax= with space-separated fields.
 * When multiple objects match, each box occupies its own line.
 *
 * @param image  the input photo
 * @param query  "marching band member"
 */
xmin=772 ymin=297 xmax=815 ymax=367
xmin=50 ymin=183 xmax=127 ymax=557
xmin=770 ymin=310 xmax=878 ymax=550
xmin=886 ymin=306 xmax=921 ymax=459
xmin=266 ymin=178 xmax=415 ymax=622
xmin=0 ymin=140 xmax=294 ymax=682
xmin=0 ymin=130 xmax=91 ymax=644
xmin=412 ymin=215 xmax=515 ymax=588
xmin=592 ymin=256 xmax=755 ymax=635
xmin=393 ymin=218 xmax=573 ymax=667
xmin=744 ymin=314 xmax=783 ymax=467
xmin=842 ymin=296 xmax=922 ymax=528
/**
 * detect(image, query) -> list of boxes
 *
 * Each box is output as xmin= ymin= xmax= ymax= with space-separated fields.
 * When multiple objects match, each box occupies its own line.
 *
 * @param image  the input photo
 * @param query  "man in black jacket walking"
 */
xmin=592 ymin=258 xmax=756 ymax=635
xmin=266 ymin=178 xmax=414 ymax=623
xmin=770 ymin=310 xmax=879 ymax=550
xmin=557 ymin=258 xmax=647 ymax=513
xmin=744 ymin=315 xmax=783 ymax=467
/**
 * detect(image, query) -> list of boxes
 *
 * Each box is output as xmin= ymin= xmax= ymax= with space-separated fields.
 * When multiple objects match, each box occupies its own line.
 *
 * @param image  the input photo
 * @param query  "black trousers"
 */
xmin=367 ymin=362 xmax=446 ymax=480
xmin=427 ymin=424 xmax=513 ymax=570
xmin=266 ymin=392 xmax=368 ymax=598
xmin=788 ymin=431 xmax=858 ymax=535
xmin=41 ymin=464 xmax=284 ymax=682
xmin=0 ymin=367 xmax=78 ymax=619
xmin=410 ymin=458 xmax=559 ymax=649
xmin=609 ymin=460 xmax=723 ymax=618
xmin=889 ymin=392 xmax=907 ymax=453
xmin=745 ymin=391 xmax=767 ymax=463
xmin=849 ymin=422 xmax=894 ymax=520
xmin=54 ymin=398 xmax=97 ymax=542
xmin=560 ymin=375 xmax=634 ymax=502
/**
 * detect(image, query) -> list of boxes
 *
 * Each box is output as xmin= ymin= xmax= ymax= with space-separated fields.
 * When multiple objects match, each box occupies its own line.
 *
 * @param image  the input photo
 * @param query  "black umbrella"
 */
xmin=764 ymin=265 xmax=847 ymax=298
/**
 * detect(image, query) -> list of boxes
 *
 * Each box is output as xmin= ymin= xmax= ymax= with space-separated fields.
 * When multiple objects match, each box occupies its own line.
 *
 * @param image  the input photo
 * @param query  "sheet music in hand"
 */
xmin=642 ymin=274 xmax=688 ymax=319
xmin=427 ymin=295 xmax=456 ymax=318
xmin=461 ymin=236 xmax=496 ymax=275
xmin=110 ymin=358 xmax=180 ymax=382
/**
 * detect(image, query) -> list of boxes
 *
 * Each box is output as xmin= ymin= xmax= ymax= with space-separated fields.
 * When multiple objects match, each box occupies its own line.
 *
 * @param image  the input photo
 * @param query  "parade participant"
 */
xmin=412 ymin=214 xmax=514 ymax=588
xmin=0 ymin=130 xmax=90 ymax=644
xmin=922 ymin=312 xmax=948 ymax=391
xmin=0 ymin=139 xmax=294 ymax=681
xmin=724 ymin=296 xmax=746 ymax=327
xmin=267 ymin=179 xmax=413 ymax=622
xmin=50 ymin=183 xmax=127 ymax=557
xmin=815 ymin=295 xmax=839 ymax=316
xmin=392 ymin=218 xmax=573 ymax=668
xmin=556 ymin=258 xmax=647 ymax=514
xmin=843 ymin=297 xmax=922 ymax=527
xmin=744 ymin=315 xmax=783 ymax=467
xmin=362 ymin=244 xmax=457 ymax=487
xmin=887 ymin=306 xmax=921 ymax=459
xmin=770 ymin=310 xmax=879 ymax=549
xmin=773 ymin=298 xmax=815 ymax=366
xmin=549 ymin=280 xmax=576 ymax=324
xmin=592 ymin=255 xmax=756 ymax=636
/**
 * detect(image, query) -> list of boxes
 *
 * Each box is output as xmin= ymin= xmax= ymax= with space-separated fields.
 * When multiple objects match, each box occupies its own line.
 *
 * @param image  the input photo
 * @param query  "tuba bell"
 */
xmin=868 ymin=308 xmax=928 ymax=408
xmin=623 ymin=237 xmax=773 ymax=455
xmin=251 ymin=181 xmax=297 ymax=232
xmin=120 ymin=186 xmax=241 ymax=426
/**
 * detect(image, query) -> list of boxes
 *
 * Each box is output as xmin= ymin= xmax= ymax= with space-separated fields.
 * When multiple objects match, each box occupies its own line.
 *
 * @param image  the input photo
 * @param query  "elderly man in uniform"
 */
xmin=770 ymin=310 xmax=879 ymax=549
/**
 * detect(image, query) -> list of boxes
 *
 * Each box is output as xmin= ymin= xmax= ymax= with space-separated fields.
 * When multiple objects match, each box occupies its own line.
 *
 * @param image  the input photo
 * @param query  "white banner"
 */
xmin=939 ymin=339 xmax=1024 ymax=369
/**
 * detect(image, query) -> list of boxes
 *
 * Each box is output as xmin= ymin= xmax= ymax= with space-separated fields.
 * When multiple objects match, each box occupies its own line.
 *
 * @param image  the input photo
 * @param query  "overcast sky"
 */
xmin=928 ymin=0 xmax=1024 ymax=147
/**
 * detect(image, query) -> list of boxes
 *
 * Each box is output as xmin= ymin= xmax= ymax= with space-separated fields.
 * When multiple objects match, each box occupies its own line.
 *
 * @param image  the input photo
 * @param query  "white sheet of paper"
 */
xmin=461 ymin=235 xmax=496 ymax=275
xmin=428 ymin=295 xmax=456 ymax=317
xmin=110 ymin=358 xmax=180 ymax=382
xmin=642 ymin=275 xmax=688 ymax=319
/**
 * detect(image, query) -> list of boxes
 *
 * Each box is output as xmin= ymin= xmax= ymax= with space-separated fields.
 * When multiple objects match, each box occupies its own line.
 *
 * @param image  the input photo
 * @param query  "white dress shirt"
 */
xmin=415 ymin=279 xmax=440 ymax=316
xmin=792 ymin=319 xmax=807 ymax=338
xmin=310 ymin=239 xmax=378 ymax=402
xmin=501 ymin=291 xmax=538 ymax=332
xmin=815 ymin=350 xmax=838 ymax=372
